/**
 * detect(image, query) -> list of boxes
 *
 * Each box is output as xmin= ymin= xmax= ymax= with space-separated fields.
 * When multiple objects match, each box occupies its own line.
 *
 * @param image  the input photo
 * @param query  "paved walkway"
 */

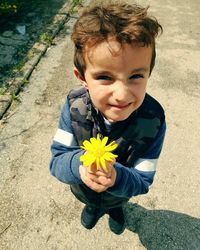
xmin=0 ymin=0 xmax=200 ymax=249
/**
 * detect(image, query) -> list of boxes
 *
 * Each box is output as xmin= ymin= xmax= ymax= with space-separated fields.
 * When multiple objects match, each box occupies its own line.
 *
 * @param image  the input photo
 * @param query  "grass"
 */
xmin=39 ymin=33 xmax=53 ymax=45
xmin=70 ymin=0 xmax=82 ymax=14
xmin=0 ymin=2 xmax=17 ymax=14
xmin=11 ymin=92 xmax=21 ymax=102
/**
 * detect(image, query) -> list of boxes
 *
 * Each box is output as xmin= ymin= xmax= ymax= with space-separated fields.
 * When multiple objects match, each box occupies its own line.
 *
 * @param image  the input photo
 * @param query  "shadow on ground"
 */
xmin=124 ymin=203 xmax=200 ymax=250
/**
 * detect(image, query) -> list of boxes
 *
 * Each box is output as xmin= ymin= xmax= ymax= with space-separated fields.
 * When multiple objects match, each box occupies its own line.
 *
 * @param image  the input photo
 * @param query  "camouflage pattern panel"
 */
xmin=112 ymin=93 xmax=165 ymax=166
xmin=68 ymin=87 xmax=94 ymax=145
xmin=139 ymin=93 xmax=165 ymax=123
xmin=114 ymin=116 xmax=161 ymax=166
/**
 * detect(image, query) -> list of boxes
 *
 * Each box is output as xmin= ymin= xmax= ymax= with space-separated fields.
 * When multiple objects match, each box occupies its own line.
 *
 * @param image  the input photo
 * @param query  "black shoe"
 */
xmin=108 ymin=207 xmax=125 ymax=235
xmin=81 ymin=205 xmax=106 ymax=229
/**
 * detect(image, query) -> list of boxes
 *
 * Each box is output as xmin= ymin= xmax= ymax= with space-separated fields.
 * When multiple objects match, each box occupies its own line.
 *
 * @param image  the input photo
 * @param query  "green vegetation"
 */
xmin=0 ymin=1 xmax=18 ymax=14
xmin=39 ymin=33 xmax=53 ymax=45
xmin=70 ymin=0 xmax=82 ymax=13
xmin=13 ymin=60 xmax=26 ymax=72
xmin=11 ymin=92 xmax=21 ymax=102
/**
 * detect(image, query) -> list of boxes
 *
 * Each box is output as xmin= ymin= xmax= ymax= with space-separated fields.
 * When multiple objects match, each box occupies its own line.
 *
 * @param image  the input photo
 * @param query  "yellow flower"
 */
xmin=80 ymin=134 xmax=118 ymax=171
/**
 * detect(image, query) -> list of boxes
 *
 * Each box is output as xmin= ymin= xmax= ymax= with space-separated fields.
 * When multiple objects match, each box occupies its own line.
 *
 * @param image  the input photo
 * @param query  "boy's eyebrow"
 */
xmin=131 ymin=67 xmax=149 ymax=73
xmin=91 ymin=70 xmax=112 ymax=76
xmin=91 ymin=68 xmax=149 ymax=76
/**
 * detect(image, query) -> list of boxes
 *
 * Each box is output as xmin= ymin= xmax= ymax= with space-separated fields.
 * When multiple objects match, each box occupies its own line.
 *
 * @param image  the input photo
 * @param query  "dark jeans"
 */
xmin=70 ymin=184 xmax=129 ymax=209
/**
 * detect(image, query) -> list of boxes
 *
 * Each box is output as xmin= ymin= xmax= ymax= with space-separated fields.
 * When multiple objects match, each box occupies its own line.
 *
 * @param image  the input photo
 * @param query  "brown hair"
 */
xmin=71 ymin=1 xmax=162 ymax=77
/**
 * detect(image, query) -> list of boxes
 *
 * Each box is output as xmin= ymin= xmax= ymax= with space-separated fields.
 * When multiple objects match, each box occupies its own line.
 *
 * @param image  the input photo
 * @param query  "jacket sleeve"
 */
xmin=107 ymin=121 xmax=166 ymax=198
xmin=49 ymin=99 xmax=84 ymax=184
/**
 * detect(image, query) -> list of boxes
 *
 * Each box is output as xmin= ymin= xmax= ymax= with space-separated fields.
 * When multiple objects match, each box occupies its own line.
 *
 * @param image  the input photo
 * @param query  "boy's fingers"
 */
xmin=80 ymin=165 xmax=108 ymax=192
xmin=86 ymin=158 xmax=116 ymax=174
xmin=85 ymin=176 xmax=107 ymax=192
xmin=87 ymin=163 xmax=97 ymax=173
xmin=110 ymin=158 xmax=116 ymax=165
xmin=87 ymin=172 xmax=103 ymax=184
xmin=96 ymin=167 xmax=116 ymax=188
xmin=89 ymin=181 xmax=107 ymax=193
xmin=95 ymin=170 xmax=111 ymax=177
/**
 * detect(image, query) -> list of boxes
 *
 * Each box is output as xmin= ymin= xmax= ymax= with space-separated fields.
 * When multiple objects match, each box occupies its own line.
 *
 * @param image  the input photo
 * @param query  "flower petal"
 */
xmin=101 ymin=163 xmax=108 ymax=172
xmin=103 ymin=152 xmax=118 ymax=161
xmin=101 ymin=136 xmax=108 ymax=147
xmin=82 ymin=140 xmax=93 ymax=151
xmin=80 ymin=153 xmax=96 ymax=167
xmin=90 ymin=137 xmax=98 ymax=148
xmin=100 ymin=156 xmax=106 ymax=169
xmin=97 ymin=134 xmax=101 ymax=144
xmin=96 ymin=157 xmax=100 ymax=170
xmin=104 ymin=141 xmax=118 ymax=151
xmin=80 ymin=135 xmax=118 ymax=171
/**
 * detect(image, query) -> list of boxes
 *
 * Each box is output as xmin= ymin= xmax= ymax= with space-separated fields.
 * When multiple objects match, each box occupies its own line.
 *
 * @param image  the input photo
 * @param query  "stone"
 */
xmin=27 ymin=12 xmax=36 ymax=18
xmin=0 ymin=54 xmax=15 ymax=67
xmin=12 ymin=33 xmax=29 ymax=41
xmin=0 ymin=45 xmax=17 ymax=67
xmin=0 ymin=45 xmax=17 ymax=55
xmin=2 ymin=31 xmax=14 ymax=37
xmin=0 ymin=35 xmax=28 ymax=46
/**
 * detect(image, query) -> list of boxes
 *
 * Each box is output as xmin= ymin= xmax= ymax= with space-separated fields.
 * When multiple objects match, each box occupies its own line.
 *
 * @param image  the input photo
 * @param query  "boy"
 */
xmin=50 ymin=1 xmax=166 ymax=235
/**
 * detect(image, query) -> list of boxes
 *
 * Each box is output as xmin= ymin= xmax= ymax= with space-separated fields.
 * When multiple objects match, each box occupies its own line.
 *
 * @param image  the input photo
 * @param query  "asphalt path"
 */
xmin=0 ymin=0 xmax=200 ymax=249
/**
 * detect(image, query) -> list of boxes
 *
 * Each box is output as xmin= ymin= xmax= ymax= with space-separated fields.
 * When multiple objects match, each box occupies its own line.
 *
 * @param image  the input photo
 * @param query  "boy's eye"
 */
xmin=129 ymin=74 xmax=144 ymax=80
xmin=96 ymin=75 xmax=112 ymax=81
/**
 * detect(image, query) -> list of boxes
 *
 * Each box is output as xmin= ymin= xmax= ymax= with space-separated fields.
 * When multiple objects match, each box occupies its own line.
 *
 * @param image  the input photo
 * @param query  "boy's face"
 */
xmin=75 ymin=39 xmax=152 ymax=122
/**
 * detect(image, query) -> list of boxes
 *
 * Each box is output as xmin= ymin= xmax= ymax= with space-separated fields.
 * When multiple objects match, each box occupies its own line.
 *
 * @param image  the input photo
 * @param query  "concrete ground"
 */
xmin=0 ymin=0 xmax=200 ymax=249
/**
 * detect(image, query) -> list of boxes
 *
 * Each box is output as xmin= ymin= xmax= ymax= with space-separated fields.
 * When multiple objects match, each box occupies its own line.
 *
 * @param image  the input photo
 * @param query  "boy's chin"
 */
xmin=105 ymin=114 xmax=130 ymax=123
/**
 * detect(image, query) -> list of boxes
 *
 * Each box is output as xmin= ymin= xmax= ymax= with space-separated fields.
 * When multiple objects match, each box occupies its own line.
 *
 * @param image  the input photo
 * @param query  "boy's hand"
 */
xmin=87 ymin=161 xmax=112 ymax=177
xmin=79 ymin=162 xmax=116 ymax=193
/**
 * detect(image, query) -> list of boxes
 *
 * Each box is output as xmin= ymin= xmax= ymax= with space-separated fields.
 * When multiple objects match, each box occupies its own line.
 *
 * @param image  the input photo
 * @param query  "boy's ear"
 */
xmin=73 ymin=67 xmax=88 ymax=88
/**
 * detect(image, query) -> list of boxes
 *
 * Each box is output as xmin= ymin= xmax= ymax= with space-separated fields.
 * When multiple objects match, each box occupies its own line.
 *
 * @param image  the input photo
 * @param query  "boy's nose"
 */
xmin=113 ymin=82 xmax=131 ymax=103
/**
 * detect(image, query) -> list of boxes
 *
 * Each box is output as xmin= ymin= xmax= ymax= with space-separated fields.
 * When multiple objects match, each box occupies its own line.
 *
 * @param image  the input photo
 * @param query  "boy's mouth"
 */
xmin=109 ymin=103 xmax=132 ymax=109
